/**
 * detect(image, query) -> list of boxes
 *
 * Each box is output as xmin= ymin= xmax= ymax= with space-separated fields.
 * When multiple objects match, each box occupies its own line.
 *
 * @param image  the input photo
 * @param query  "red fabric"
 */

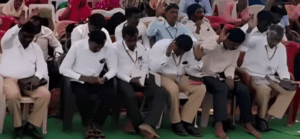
xmin=205 ymin=16 xmax=227 ymax=25
xmin=224 ymin=24 xmax=235 ymax=30
xmin=24 ymin=0 xmax=48 ymax=7
xmin=282 ymin=41 xmax=300 ymax=74
xmin=210 ymin=23 xmax=220 ymax=29
xmin=95 ymin=0 xmax=120 ymax=11
xmin=59 ymin=0 xmax=92 ymax=22
xmin=0 ymin=16 xmax=17 ymax=31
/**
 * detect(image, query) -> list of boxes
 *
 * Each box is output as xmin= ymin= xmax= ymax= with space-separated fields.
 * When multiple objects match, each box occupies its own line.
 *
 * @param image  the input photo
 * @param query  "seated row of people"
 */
xmin=0 ymin=3 xmax=297 ymax=139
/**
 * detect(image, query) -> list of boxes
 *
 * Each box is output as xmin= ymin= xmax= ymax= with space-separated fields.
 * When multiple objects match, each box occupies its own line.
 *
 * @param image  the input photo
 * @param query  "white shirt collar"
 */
xmin=164 ymin=20 xmax=177 ymax=28
xmin=122 ymin=40 xmax=137 ymax=53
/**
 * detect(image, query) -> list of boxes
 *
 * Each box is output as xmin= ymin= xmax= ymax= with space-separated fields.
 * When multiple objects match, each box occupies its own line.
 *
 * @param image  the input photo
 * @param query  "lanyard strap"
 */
xmin=122 ymin=41 xmax=137 ymax=64
xmin=265 ymin=45 xmax=277 ymax=61
xmin=172 ymin=53 xmax=182 ymax=67
xmin=165 ymin=21 xmax=177 ymax=39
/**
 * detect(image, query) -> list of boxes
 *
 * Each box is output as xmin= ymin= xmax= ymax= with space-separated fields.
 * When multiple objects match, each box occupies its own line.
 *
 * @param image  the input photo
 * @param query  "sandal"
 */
xmin=94 ymin=129 xmax=106 ymax=139
xmin=85 ymin=129 xmax=96 ymax=139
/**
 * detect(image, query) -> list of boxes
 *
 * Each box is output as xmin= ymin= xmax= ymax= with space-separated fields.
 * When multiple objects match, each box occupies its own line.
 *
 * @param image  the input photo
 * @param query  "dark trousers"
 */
xmin=117 ymin=74 xmax=168 ymax=131
xmin=71 ymin=78 xmax=116 ymax=126
xmin=203 ymin=76 xmax=252 ymax=123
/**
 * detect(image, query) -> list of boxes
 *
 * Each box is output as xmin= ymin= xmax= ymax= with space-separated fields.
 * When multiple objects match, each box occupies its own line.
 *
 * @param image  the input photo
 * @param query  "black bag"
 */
xmin=18 ymin=77 xmax=48 ymax=91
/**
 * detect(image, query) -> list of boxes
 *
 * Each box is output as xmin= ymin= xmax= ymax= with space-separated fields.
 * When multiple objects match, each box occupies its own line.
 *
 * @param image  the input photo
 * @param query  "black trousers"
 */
xmin=117 ymin=74 xmax=168 ymax=131
xmin=71 ymin=78 xmax=116 ymax=126
xmin=203 ymin=76 xmax=252 ymax=123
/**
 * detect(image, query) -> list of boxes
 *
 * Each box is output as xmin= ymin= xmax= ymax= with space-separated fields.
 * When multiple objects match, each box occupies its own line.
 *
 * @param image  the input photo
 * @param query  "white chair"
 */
xmin=248 ymin=5 xmax=265 ymax=23
xmin=0 ymin=75 xmax=48 ymax=134
xmin=29 ymin=4 xmax=56 ymax=31
xmin=55 ymin=7 xmax=66 ymax=23
xmin=92 ymin=8 xmax=125 ymax=17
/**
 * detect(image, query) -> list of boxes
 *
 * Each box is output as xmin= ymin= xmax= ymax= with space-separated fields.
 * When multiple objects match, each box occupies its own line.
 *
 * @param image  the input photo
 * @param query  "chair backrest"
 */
xmin=0 ymin=4 xmax=5 ymax=13
xmin=55 ymin=7 xmax=66 ymax=22
xmin=92 ymin=8 xmax=125 ymax=16
xmin=0 ymin=16 xmax=17 ymax=31
xmin=53 ymin=20 xmax=77 ymax=39
xmin=248 ymin=5 xmax=264 ymax=23
xmin=212 ymin=0 xmax=235 ymax=16
xmin=282 ymin=41 xmax=300 ymax=74
xmin=29 ymin=4 xmax=56 ymax=30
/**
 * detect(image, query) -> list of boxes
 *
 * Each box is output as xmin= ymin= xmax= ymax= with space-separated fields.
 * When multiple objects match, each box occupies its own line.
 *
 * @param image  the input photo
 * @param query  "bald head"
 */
xmin=267 ymin=24 xmax=284 ymax=48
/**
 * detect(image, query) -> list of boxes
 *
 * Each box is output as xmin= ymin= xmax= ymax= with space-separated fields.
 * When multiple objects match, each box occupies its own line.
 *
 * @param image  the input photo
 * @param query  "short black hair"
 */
xmin=21 ymin=16 xmax=42 ymax=35
xmin=89 ymin=13 xmax=106 ymax=29
xmin=165 ymin=3 xmax=179 ymax=12
xmin=187 ymin=4 xmax=203 ymax=19
xmin=227 ymin=28 xmax=246 ymax=43
xmin=269 ymin=24 xmax=284 ymax=39
xmin=125 ymin=7 xmax=141 ymax=19
xmin=257 ymin=10 xmax=273 ymax=24
xmin=89 ymin=31 xmax=107 ymax=45
xmin=122 ymin=25 xmax=139 ymax=38
xmin=175 ymin=34 xmax=193 ymax=52
xmin=66 ymin=23 xmax=76 ymax=33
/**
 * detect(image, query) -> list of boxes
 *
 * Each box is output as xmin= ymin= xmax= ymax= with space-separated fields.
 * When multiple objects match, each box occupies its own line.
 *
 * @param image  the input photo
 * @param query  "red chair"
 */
xmin=0 ymin=16 xmax=17 ymax=32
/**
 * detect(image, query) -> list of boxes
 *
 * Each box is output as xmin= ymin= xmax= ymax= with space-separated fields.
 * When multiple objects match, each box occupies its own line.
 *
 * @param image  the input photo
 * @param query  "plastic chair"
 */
xmin=91 ymin=8 xmax=125 ymax=17
xmin=0 ymin=75 xmax=48 ymax=134
xmin=248 ymin=5 xmax=264 ymax=23
xmin=29 ymin=4 xmax=56 ymax=31
xmin=0 ymin=16 xmax=18 ymax=31
xmin=53 ymin=20 xmax=77 ymax=39
xmin=55 ymin=7 xmax=66 ymax=22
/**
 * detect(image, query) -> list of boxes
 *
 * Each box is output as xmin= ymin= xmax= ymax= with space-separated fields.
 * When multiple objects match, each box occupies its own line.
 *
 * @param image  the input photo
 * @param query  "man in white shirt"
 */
xmin=183 ymin=3 xmax=217 ymax=45
xmin=113 ymin=25 xmax=167 ymax=139
xmin=115 ymin=7 xmax=150 ymax=50
xmin=71 ymin=13 xmax=112 ymax=45
xmin=59 ymin=31 xmax=117 ymax=138
xmin=0 ymin=21 xmax=50 ymax=139
xmin=189 ymin=28 xmax=261 ymax=138
xmin=30 ymin=16 xmax=64 ymax=61
xmin=147 ymin=3 xmax=198 ymax=47
xmin=240 ymin=25 xmax=296 ymax=131
xmin=149 ymin=34 xmax=205 ymax=137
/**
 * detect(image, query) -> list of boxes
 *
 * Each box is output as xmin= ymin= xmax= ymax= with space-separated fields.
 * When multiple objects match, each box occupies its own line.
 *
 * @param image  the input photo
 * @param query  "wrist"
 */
xmin=79 ymin=75 xmax=88 ymax=82
xmin=216 ymin=38 xmax=221 ymax=44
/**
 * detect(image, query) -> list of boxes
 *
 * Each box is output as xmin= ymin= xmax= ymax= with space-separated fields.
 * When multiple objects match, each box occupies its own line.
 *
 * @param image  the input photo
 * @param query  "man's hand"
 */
xmin=166 ymin=42 xmax=175 ymax=57
xmin=217 ymin=27 xmax=230 ymax=44
xmin=193 ymin=46 xmax=204 ymax=61
xmin=155 ymin=2 xmax=165 ymax=18
xmin=30 ymin=8 xmax=40 ymax=18
xmin=18 ymin=10 xmax=27 ymax=27
xmin=31 ymin=76 xmax=40 ymax=89
xmin=99 ymin=77 xmax=108 ymax=84
xmin=248 ymin=14 xmax=257 ymax=30
xmin=79 ymin=76 xmax=101 ymax=84
xmin=225 ymin=77 xmax=235 ymax=91
xmin=195 ymin=19 xmax=203 ymax=34
xmin=130 ymin=77 xmax=143 ymax=88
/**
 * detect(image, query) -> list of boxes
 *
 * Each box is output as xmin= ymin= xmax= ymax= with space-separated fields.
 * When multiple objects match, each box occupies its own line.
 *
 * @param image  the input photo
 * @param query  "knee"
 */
xmin=236 ymin=83 xmax=250 ymax=97
xmin=194 ymin=85 xmax=206 ymax=98
xmin=36 ymin=87 xmax=51 ymax=100
xmin=6 ymin=92 xmax=21 ymax=100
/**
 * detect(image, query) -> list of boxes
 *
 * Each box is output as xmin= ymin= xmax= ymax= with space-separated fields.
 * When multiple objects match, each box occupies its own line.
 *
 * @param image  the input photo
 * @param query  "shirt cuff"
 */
xmin=35 ymin=72 xmax=43 ymax=80
xmin=103 ymin=72 xmax=115 ymax=81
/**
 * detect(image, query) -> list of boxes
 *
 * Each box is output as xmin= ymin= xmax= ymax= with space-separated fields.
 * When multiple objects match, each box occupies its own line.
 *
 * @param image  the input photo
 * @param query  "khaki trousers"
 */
xmin=4 ymin=78 xmax=51 ymax=128
xmin=252 ymin=79 xmax=296 ymax=119
xmin=161 ymin=75 xmax=206 ymax=124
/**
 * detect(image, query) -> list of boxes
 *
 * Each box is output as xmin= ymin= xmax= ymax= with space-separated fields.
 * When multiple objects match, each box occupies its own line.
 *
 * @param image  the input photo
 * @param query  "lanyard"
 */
xmin=265 ymin=45 xmax=277 ymax=61
xmin=122 ymin=41 xmax=138 ymax=64
xmin=165 ymin=21 xmax=177 ymax=39
xmin=172 ymin=53 xmax=182 ymax=67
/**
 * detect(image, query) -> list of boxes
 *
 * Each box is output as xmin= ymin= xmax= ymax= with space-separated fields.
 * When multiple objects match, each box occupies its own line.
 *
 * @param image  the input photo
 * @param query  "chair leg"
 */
xmin=201 ymin=93 xmax=213 ymax=127
xmin=0 ymin=95 xmax=6 ymax=134
xmin=155 ymin=105 xmax=167 ymax=129
xmin=194 ymin=115 xmax=198 ymax=128
xmin=42 ymin=109 xmax=48 ymax=134
xmin=22 ymin=104 xmax=30 ymax=121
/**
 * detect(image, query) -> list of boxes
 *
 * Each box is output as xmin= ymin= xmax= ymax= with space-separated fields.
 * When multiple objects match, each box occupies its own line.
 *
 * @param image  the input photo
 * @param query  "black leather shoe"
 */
xmin=171 ymin=123 xmax=188 ymax=136
xmin=13 ymin=127 xmax=22 ymax=139
xmin=23 ymin=123 xmax=44 ymax=139
xmin=183 ymin=125 xmax=202 ymax=137
xmin=255 ymin=115 xmax=270 ymax=131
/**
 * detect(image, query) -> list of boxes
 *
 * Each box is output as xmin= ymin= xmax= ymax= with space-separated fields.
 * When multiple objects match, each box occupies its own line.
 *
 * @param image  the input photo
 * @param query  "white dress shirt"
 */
xmin=240 ymin=23 xmax=267 ymax=52
xmin=115 ymin=21 xmax=150 ymax=50
xmin=113 ymin=40 xmax=149 ymax=83
xmin=34 ymin=26 xmax=63 ymax=60
xmin=148 ymin=39 xmax=201 ymax=80
xmin=241 ymin=36 xmax=290 ymax=80
xmin=0 ymin=25 xmax=48 ymax=80
xmin=147 ymin=17 xmax=198 ymax=47
xmin=71 ymin=23 xmax=112 ymax=45
xmin=182 ymin=17 xmax=217 ymax=45
xmin=179 ymin=0 xmax=213 ymax=16
xmin=200 ymin=36 xmax=240 ymax=78
xmin=59 ymin=38 xmax=117 ymax=83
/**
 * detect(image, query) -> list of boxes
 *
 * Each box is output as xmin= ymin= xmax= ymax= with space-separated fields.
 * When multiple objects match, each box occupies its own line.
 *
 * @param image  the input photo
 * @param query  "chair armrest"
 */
xmin=0 ymin=75 xmax=3 ymax=97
